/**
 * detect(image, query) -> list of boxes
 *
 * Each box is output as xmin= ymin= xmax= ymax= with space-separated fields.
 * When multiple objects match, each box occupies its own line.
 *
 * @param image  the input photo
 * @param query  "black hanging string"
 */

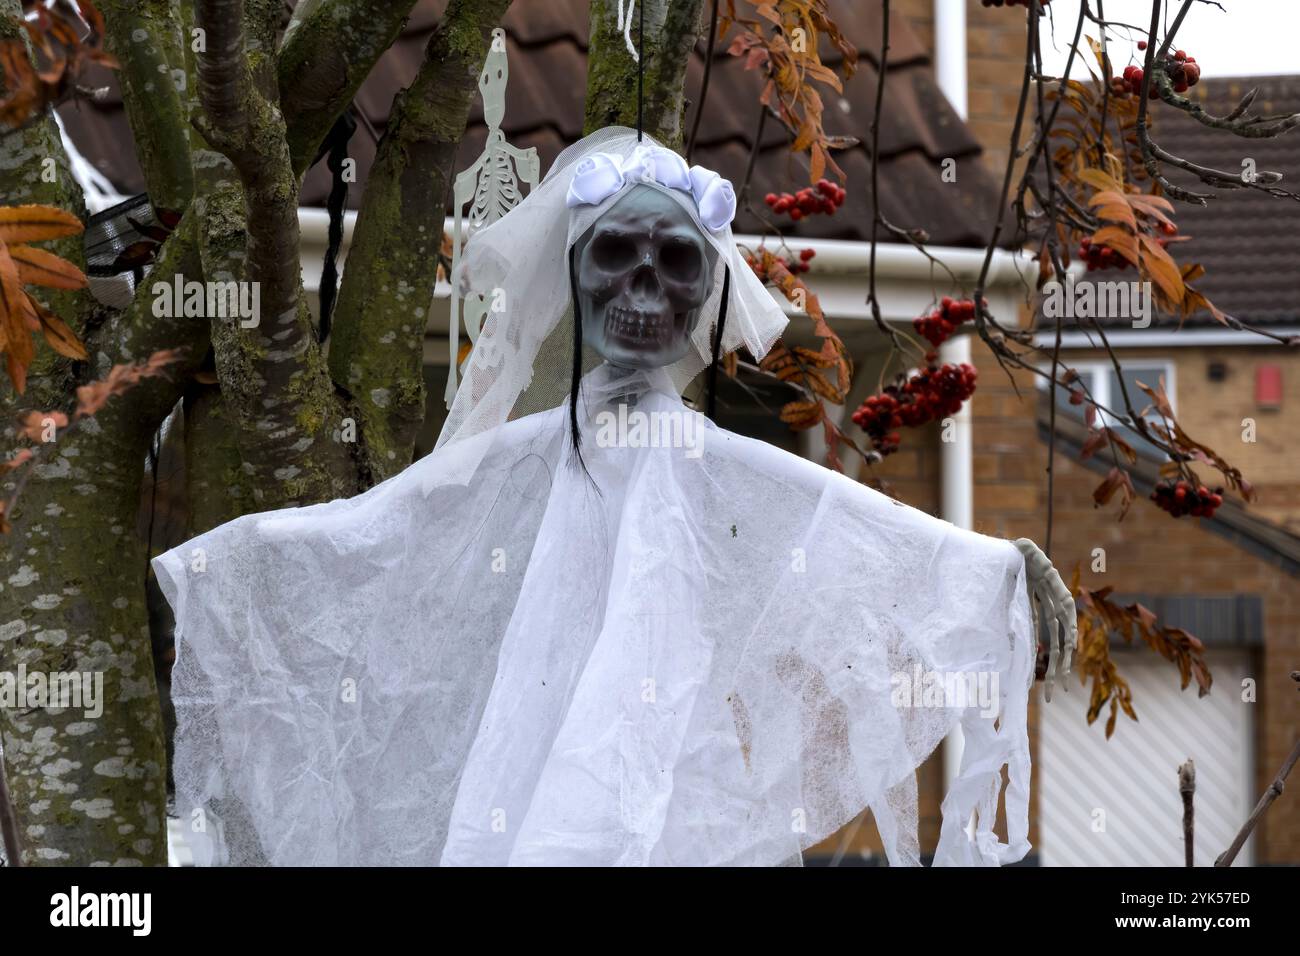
xmin=315 ymin=110 xmax=357 ymax=343
xmin=636 ymin=0 xmax=645 ymax=140
xmin=707 ymin=265 xmax=731 ymax=420
xmin=568 ymin=245 xmax=587 ymax=470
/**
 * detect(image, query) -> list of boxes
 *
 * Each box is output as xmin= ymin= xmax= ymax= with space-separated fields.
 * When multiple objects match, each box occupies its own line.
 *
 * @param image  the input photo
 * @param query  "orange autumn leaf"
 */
xmin=1090 ymin=225 xmax=1140 ymax=268
xmin=0 ymin=204 xmax=89 ymax=389
xmin=0 ymin=0 xmax=117 ymax=127
xmin=0 ymin=204 xmax=84 ymax=245
xmin=722 ymin=1 xmax=858 ymax=184
xmin=779 ymin=398 xmax=823 ymax=430
xmin=28 ymin=296 xmax=87 ymax=360
xmin=1072 ymin=567 xmax=1212 ymax=738
xmin=1137 ymin=233 xmax=1185 ymax=303
xmin=9 ymin=243 xmax=87 ymax=290
xmin=73 ymin=349 xmax=185 ymax=419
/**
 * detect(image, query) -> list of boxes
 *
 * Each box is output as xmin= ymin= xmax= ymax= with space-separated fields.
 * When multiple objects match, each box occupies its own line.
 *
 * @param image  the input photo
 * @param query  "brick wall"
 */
xmin=1062 ymin=345 xmax=1300 ymax=532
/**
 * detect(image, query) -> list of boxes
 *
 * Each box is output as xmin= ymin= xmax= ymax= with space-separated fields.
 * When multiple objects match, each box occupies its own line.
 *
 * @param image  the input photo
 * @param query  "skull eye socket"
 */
xmin=660 ymin=239 xmax=703 ymax=282
xmin=590 ymin=232 xmax=638 ymax=271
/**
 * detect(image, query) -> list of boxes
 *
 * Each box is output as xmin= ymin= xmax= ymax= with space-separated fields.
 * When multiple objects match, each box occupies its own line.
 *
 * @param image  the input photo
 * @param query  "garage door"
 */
xmin=1039 ymin=648 xmax=1255 ymax=866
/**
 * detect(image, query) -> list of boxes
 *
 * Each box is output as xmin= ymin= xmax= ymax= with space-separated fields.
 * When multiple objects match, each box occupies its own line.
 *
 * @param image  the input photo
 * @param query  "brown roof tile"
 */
xmin=1146 ymin=75 xmax=1300 ymax=327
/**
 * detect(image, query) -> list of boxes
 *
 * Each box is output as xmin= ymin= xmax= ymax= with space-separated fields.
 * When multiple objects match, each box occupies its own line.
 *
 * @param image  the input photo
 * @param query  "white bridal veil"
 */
xmin=434 ymin=126 xmax=787 ymax=487
xmin=154 ymin=128 xmax=1036 ymax=867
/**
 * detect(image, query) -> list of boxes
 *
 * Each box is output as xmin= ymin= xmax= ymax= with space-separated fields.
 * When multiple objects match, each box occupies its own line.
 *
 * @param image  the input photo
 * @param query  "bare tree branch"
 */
xmin=100 ymin=0 xmax=195 ymax=211
xmin=278 ymin=0 xmax=421 ymax=176
xmin=1179 ymin=758 xmax=1195 ymax=867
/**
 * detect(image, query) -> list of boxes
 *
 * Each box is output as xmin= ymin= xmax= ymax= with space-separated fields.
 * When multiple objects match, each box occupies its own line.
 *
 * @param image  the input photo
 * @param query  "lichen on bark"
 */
xmin=99 ymin=0 xmax=195 ymax=212
xmin=583 ymin=0 xmax=707 ymax=149
xmin=327 ymin=0 xmax=513 ymax=484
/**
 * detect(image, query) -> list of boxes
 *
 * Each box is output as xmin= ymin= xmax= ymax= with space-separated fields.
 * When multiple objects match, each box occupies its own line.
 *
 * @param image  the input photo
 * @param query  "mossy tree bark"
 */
xmin=1 ymin=0 xmax=204 ymax=864
xmin=583 ymin=0 xmax=707 ymax=149
xmin=328 ymin=0 xmax=513 ymax=482
xmin=278 ymin=0 xmax=422 ymax=177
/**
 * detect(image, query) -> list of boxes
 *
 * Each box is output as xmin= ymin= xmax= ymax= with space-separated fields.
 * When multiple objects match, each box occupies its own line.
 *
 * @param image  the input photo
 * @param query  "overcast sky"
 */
xmin=1037 ymin=0 xmax=1300 ymax=79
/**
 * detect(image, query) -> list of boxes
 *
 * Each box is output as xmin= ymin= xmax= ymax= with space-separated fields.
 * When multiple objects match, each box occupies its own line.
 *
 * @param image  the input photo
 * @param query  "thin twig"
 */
xmin=737 ymin=97 xmax=769 ymax=204
xmin=864 ymin=0 xmax=902 ymax=351
xmin=973 ymin=1 xmax=1039 ymax=342
xmin=1179 ymin=758 xmax=1195 ymax=867
xmin=686 ymin=0 xmax=720 ymax=164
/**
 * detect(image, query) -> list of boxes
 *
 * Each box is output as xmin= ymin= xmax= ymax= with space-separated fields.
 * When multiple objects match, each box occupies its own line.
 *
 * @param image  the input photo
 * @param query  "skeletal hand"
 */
xmin=1013 ymin=538 xmax=1078 ymax=703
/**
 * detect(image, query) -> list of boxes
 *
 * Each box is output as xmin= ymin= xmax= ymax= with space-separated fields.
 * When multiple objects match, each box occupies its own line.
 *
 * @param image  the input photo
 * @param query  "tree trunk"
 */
xmin=583 ymin=0 xmax=707 ymax=149
xmin=0 ymin=0 xmax=202 ymax=865
xmin=327 ymin=0 xmax=513 ymax=483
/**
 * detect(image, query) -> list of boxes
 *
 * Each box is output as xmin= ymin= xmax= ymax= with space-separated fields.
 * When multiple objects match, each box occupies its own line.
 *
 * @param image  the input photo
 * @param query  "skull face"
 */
xmin=575 ymin=185 xmax=717 ymax=369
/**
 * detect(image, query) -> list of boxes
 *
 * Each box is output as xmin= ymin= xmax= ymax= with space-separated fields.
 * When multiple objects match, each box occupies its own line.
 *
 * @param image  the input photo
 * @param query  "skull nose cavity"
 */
xmin=629 ymin=257 xmax=663 ymax=305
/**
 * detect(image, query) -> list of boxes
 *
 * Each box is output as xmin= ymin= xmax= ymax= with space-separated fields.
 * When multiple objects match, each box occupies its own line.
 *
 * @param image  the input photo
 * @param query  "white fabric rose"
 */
xmin=620 ymin=146 xmax=656 ymax=185
xmin=689 ymin=165 xmax=737 ymax=232
xmin=644 ymin=146 xmax=692 ymax=192
xmin=565 ymin=152 xmax=626 ymax=208
xmin=565 ymin=144 xmax=736 ymax=233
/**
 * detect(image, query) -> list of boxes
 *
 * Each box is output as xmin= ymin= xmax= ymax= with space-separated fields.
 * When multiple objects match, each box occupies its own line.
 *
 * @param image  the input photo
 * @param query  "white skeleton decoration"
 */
xmin=156 ymin=128 xmax=1078 ymax=867
xmin=444 ymin=27 xmax=539 ymax=405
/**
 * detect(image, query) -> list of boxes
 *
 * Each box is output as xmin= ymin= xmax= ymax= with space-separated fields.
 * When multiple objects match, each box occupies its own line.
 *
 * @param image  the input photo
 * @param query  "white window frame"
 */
xmin=1039 ymin=358 xmax=1177 ymax=431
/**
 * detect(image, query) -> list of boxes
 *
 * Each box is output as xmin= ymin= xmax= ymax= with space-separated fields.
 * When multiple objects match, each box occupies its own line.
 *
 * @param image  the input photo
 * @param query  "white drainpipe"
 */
xmin=934 ymin=0 xmax=974 ymax=802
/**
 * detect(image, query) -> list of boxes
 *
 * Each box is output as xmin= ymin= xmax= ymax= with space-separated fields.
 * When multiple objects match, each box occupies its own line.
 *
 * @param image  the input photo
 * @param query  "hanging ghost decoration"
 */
xmin=155 ymin=128 xmax=1076 ymax=868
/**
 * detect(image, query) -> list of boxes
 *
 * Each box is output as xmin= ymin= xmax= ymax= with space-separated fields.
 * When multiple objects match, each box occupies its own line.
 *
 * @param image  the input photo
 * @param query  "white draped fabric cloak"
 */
xmin=153 ymin=364 xmax=1035 ymax=867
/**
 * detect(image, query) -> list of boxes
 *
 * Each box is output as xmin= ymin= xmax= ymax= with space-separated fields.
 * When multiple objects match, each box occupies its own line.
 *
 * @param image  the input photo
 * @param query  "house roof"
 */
xmin=1156 ymin=75 xmax=1300 ymax=327
xmin=57 ymin=0 xmax=1007 ymax=249
xmin=1067 ymin=75 xmax=1300 ymax=331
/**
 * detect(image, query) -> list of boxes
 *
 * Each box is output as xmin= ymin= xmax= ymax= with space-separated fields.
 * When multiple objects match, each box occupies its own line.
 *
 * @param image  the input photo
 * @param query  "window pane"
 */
xmin=1110 ymin=365 xmax=1171 ymax=455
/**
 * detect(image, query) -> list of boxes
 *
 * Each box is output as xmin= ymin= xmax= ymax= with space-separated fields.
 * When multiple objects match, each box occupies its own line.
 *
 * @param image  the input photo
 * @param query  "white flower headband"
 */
xmin=564 ymin=144 xmax=737 ymax=233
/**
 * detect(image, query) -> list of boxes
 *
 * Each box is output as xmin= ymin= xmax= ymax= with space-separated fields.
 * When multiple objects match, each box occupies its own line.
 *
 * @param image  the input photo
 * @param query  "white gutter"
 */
xmin=732 ymin=233 xmax=1030 ymax=284
xmin=934 ymin=0 xmax=973 ymax=814
xmin=1036 ymin=327 xmax=1300 ymax=347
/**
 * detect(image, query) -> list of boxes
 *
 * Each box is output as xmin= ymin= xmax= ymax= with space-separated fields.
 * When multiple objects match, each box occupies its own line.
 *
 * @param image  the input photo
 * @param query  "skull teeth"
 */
xmin=606 ymin=305 xmax=669 ymax=343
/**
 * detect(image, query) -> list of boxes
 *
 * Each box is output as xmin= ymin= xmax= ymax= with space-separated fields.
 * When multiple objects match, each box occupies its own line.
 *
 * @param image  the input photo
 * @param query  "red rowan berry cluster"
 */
xmin=1151 ymin=479 xmax=1223 ymax=518
xmin=1115 ymin=45 xmax=1200 ymax=99
xmin=790 ymin=247 xmax=816 ymax=273
xmin=1165 ymin=49 xmax=1201 ymax=92
xmin=851 ymin=363 xmax=978 ymax=457
xmin=914 ymin=297 xmax=977 ymax=352
xmin=765 ymin=179 xmax=846 ymax=221
xmin=1079 ymin=236 xmax=1131 ymax=272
